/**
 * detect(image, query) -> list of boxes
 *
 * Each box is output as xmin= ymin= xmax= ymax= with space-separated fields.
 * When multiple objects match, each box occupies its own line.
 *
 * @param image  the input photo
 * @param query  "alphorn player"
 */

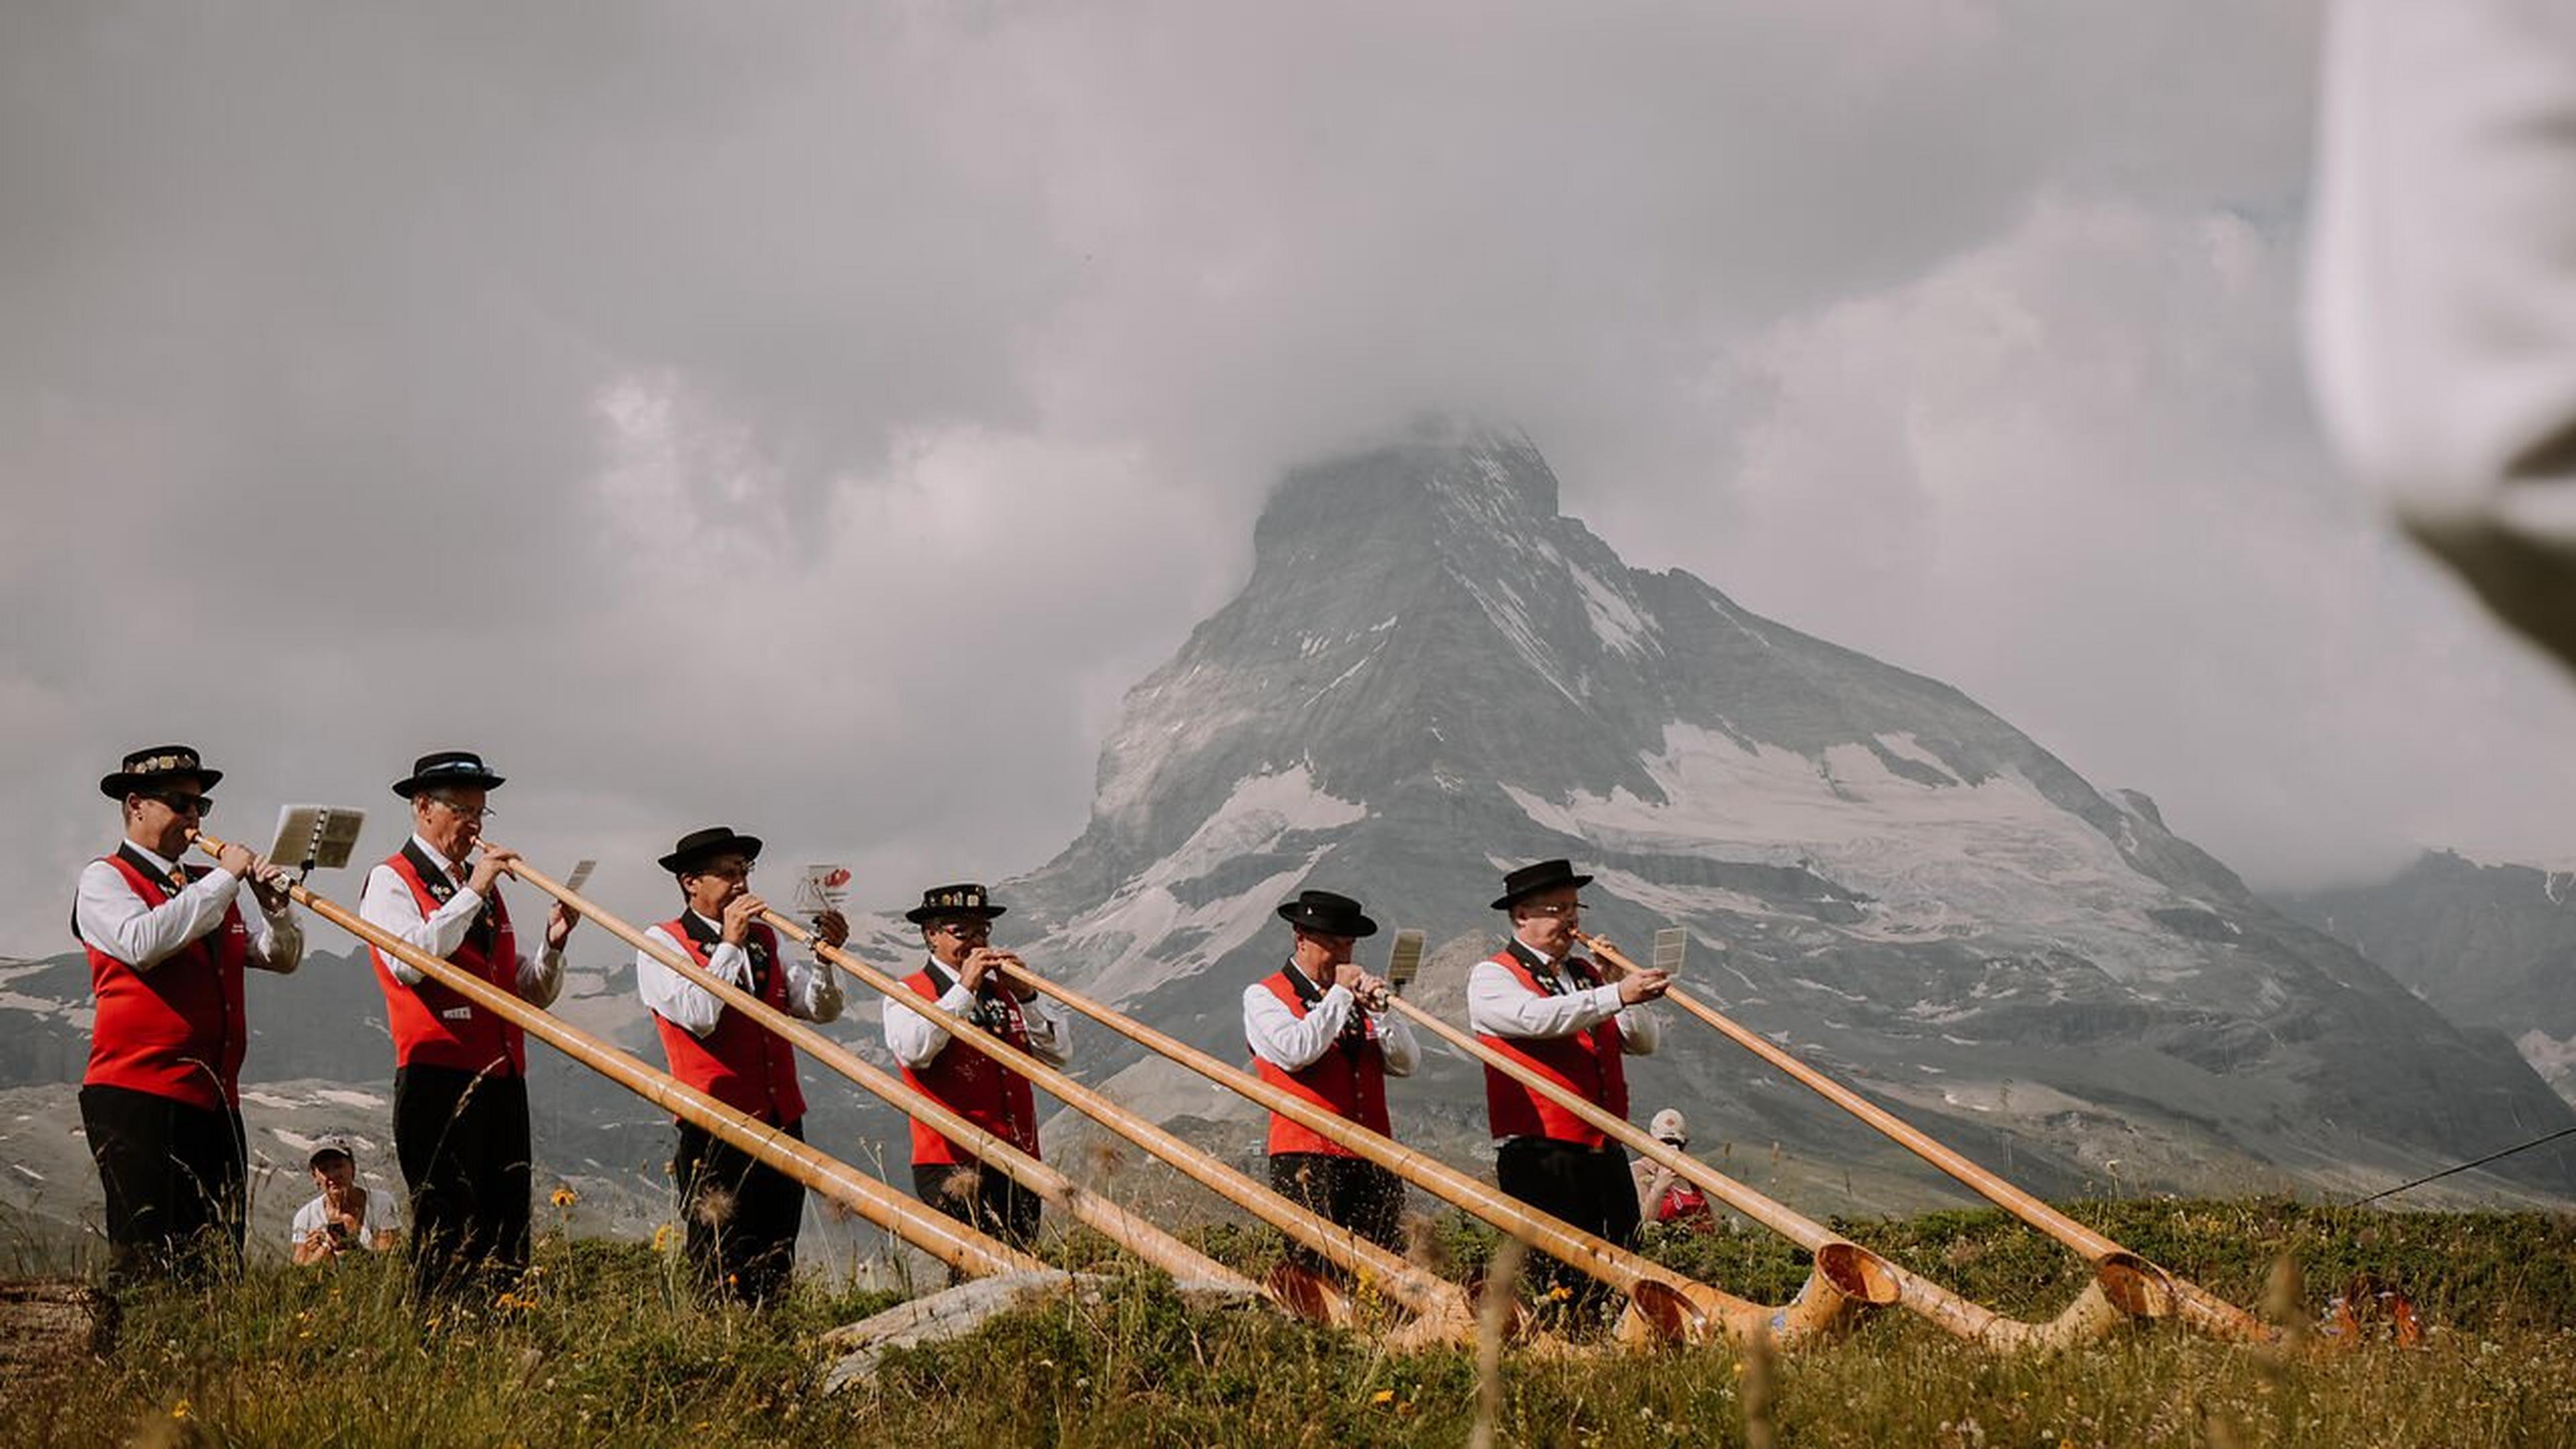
xmin=635 ymin=826 xmax=849 ymax=1306
xmin=1242 ymin=889 xmax=1417 ymax=1268
xmin=1467 ymin=858 xmax=1668 ymax=1312
xmin=359 ymin=750 xmax=580 ymax=1296
xmin=882 ymin=883 xmax=1069 ymax=1254
xmin=74 ymin=745 xmax=303 ymax=1287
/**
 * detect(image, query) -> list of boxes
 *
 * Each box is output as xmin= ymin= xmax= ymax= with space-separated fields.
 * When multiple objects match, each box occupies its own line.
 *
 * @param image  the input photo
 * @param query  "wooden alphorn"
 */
xmin=994 ymin=959 xmax=1877 ymax=1346
xmin=758 ymin=910 xmax=1483 ymax=1344
xmin=1383 ymin=991 xmax=2163 ymax=1351
xmin=1578 ymin=929 xmax=2267 ymax=1344
xmin=191 ymin=831 xmax=1039 ymax=1280
xmin=490 ymin=852 xmax=1269 ymax=1309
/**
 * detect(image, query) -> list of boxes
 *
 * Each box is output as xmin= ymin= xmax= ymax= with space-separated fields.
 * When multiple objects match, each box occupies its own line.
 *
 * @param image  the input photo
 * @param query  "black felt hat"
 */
xmin=99 ymin=745 xmax=222 ymax=800
xmin=905 ymin=883 xmax=1006 ymax=925
xmin=1490 ymin=858 xmax=1594 ymax=911
xmin=1276 ymin=888 xmax=1378 ymax=938
xmin=391 ymin=750 xmax=506 ymax=798
xmin=659 ymin=826 xmax=764 ymax=876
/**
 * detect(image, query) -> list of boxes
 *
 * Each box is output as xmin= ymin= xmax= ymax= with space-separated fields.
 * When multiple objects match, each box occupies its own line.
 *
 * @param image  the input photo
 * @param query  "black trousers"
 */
xmin=79 ymin=1084 xmax=246 ymax=1290
xmin=914 ymin=1158 xmax=1042 ymax=1278
xmin=1269 ymin=1151 xmax=1405 ymax=1275
xmin=393 ymin=1065 xmax=532 ymax=1299
xmin=1497 ymin=1137 xmax=1639 ymax=1317
xmin=674 ymin=1117 xmax=806 ymax=1307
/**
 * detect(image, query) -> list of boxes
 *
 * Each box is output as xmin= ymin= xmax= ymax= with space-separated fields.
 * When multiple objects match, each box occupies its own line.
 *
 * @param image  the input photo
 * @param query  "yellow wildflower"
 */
xmin=550 ymin=1186 xmax=579 ymax=1208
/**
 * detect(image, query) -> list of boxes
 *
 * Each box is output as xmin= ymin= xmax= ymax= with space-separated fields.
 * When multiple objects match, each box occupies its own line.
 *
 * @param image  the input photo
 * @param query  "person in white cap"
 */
xmin=291 ymin=1136 xmax=402 ymax=1263
xmin=1629 ymin=1108 xmax=1716 ymax=1233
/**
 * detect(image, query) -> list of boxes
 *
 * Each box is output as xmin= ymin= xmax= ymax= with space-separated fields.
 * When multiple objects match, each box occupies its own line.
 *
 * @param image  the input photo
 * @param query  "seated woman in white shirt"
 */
xmin=291 ymin=1136 xmax=400 ymax=1263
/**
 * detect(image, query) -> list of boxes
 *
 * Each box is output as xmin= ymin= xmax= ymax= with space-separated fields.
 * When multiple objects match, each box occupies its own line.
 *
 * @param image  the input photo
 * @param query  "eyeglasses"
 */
xmin=932 ymin=920 xmax=991 ymax=939
xmin=687 ymin=864 xmax=753 ymax=883
xmin=1525 ymin=900 xmax=1585 ymax=918
xmin=426 ymin=797 xmax=492 ymax=822
xmin=139 ymin=792 xmax=212 ymax=818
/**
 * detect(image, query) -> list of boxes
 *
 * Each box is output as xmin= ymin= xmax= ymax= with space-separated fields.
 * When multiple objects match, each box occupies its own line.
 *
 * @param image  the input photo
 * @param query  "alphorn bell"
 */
xmin=488 ymin=852 xmax=1271 ymax=1309
xmin=993 ymin=958 xmax=1884 ymax=1346
xmin=189 ymin=830 xmax=1042 ymax=1281
xmin=757 ymin=910 xmax=1486 ymax=1346
xmin=1578 ymin=930 xmax=2269 ymax=1344
xmin=1381 ymin=989 xmax=2161 ymax=1351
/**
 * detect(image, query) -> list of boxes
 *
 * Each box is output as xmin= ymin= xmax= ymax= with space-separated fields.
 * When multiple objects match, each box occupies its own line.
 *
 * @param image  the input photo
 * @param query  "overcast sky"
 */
xmin=8 ymin=1 xmax=2574 ymax=955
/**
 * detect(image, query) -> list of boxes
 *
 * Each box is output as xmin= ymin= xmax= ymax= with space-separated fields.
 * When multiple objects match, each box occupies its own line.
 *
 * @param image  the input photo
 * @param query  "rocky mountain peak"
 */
xmin=998 ymin=429 xmax=2576 ymax=1205
xmin=1251 ymin=420 xmax=1562 ymax=564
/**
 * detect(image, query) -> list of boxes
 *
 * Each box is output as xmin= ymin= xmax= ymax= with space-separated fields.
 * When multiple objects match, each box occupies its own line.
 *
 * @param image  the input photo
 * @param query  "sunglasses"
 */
xmin=932 ymin=920 xmax=992 ymax=939
xmin=139 ymin=792 xmax=213 ymax=818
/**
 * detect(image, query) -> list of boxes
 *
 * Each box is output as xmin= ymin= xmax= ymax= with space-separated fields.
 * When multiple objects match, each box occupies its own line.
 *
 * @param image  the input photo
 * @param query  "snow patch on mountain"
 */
xmin=1873 ymin=732 xmax=1962 ymax=784
xmin=1305 ymin=637 xmax=1389 ymax=705
xmin=1570 ymin=564 xmax=1657 ymax=657
xmin=1056 ymin=766 xmax=1364 ymax=1004
xmin=2518 ymin=1028 xmax=2576 ymax=1106
xmin=1069 ymin=860 xmax=1325 ymax=1008
xmin=1165 ymin=767 xmax=1365 ymax=877
xmin=1451 ymin=568 xmax=1576 ymax=698
xmin=1580 ymin=868 xmax=1782 ymax=929
xmin=1506 ymin=722 xmax=2222 ymax=985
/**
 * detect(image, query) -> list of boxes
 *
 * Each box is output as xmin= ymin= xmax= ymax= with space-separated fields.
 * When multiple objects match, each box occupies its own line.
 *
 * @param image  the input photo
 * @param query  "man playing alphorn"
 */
xmin=882 ymin=883 xmax=1069 ymax=1252
xmin=1467 ymin=859 xmax=1668 ymax=1309
xmin=74 ymin=745 xmax=303 ymax=1287
xmin=1242 ymin=889 xmax=1417 ymax=1266
xmin=358 ymin=750 xmax=578 ymax=1296
xmin=635 ymin=826 xmax=849 ymax=1306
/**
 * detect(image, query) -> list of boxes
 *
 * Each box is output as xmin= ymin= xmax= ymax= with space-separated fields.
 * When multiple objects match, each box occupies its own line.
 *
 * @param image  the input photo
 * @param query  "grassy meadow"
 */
xmin=6 ymin=1197 xmax=2574 ymax=1448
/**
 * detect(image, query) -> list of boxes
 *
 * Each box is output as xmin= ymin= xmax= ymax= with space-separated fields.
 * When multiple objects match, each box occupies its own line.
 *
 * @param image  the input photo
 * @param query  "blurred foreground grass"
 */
xmin=9 ymin=1197 xmax=2573 ymax=1448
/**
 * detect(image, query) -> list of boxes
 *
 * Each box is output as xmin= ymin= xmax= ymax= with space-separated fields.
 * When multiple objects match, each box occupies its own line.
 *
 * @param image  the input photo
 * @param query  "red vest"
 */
xmin=83 ymin=851 xmax=250 ymax=1110
xmin=1249 ymin=967 xmax=1389 ymax=1158
xmin=651 ymin=918 xmax=805 ymax=1126
xmin=900 ymin=964 xmax=1038 ymax=1167
xmin=371 ymin=847 xmax=527 ymax=1075
xmin=1478 ymin=947 xmax=1630 ymax=1146
xmin=1656 ymin=1179 xmax=1715 ymax=1228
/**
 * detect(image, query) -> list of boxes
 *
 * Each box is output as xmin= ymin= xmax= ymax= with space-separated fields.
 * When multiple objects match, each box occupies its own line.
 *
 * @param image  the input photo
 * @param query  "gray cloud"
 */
xmin=8 ymin=1 xmax=2561 ymax=950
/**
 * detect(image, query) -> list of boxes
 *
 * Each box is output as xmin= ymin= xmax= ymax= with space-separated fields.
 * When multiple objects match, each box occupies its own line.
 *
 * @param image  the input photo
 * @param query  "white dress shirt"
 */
xmin=1242 ymin=964 xmax=1419 ymax=1076
xmin=637 ymin=911 xmax=844 ymax=1038
xmin=76 ymin=840 xmax=303 ymax=974
xmin=289 ymin=1187 xmax=402 ymax=1245
xmin=882 ymin=959 xmax=1071 ymax=1070
xmin=1465 ymin=942 xmax=1659 ymax=1053
xmin=357 ymin=835 xmax=563 ymax=1007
